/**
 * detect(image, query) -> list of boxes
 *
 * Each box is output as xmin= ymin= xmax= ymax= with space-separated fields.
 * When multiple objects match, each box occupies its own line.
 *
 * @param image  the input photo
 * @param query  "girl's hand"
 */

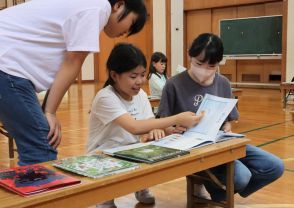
xmin=45 ymin=112 xmax=62 ymax=149
xmin=140 ymin=129 xmax=165 ymax=142
xmin=175 ymin=111 xmax=204 ymax=128
xmin=222 ymin=121 xmax=232 ymax=132
xmin=165 ymin=125 xmax=187 ymax=135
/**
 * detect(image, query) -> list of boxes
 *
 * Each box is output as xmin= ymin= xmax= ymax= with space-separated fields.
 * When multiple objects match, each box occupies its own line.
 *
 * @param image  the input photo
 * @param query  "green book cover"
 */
xmin=115 ymin=144 xmax=189 ymax=164
xmin=52 ymin=155 xmax=139 ymax=179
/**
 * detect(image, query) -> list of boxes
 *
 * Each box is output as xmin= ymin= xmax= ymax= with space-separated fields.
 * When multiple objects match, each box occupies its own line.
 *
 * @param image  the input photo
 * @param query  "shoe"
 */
xmin=96 ymin=200 xmax=117 ymax=208
xmin=194 ymin=184 xmax=211 ymax=200
xmin=135 ymin=189 xmax=155 ymax=204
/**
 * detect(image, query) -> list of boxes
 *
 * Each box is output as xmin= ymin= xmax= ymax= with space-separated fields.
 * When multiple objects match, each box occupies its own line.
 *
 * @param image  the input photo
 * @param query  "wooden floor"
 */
xmin=0 ymin=83 xmax=294 ymax=208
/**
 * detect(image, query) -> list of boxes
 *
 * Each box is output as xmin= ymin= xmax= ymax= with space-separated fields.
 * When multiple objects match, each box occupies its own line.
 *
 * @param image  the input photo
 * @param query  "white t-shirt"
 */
xmin=87 ymin=85 xmax=154 ymax=154
xmin=0 ymin=0 xmax=111 ymax=92
xmin=149 ymin=73 xmax=167 ymax=97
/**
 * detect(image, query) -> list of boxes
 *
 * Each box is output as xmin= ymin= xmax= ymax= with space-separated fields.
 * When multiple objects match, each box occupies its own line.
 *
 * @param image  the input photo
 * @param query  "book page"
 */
xmin=183 ymin=94 xmax=237 ymax=142
xmin=153 ymin=134 xmax=213 ymax=150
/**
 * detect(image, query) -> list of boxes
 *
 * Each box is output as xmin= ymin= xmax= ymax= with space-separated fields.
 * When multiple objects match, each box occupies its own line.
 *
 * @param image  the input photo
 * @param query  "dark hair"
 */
xmin=147 ymin=52 xmax=167 ymax=80
xmin=108 ymin=0 xmax=147 ymax=36
xmin=104 ymin=43 xmax=147 ymax=87
xmin=188 ymin=33 xmax=223 ymax=65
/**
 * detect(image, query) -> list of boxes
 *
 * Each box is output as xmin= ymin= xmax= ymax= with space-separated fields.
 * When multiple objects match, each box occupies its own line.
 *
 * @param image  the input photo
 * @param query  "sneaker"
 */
xmin=135 ymin=189 xmax=155 ymax=204
xmin=96 ymin=200 xmax=117 ymax=208
xmin=194 ymin=184 xmax=211 ymax=200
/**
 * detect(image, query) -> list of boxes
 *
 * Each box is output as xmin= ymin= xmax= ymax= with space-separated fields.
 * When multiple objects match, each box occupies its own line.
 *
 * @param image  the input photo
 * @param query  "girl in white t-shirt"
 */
xmin=147 ymin=52 xmax=168 ymax=97
xmin=87 ymin=43 xmax=203 ymax=208
xmin=0 ymin=0 xmax=147 ymax=166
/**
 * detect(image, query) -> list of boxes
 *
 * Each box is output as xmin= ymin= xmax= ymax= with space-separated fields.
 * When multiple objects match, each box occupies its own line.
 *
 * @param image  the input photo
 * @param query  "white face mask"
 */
xmin=189 ymin=59 xmax=218 ymax=85
xmin=191 ymin=67 xmax=216 ymax=82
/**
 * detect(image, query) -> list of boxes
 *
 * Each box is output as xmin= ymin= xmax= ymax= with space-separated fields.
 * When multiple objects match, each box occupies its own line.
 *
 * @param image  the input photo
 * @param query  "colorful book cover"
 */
xmin=52 ymin=154 xmax=139 ymax=179
xmin=115 ymin=144 xmax=189 ymax=164
xmin=0 ymin=164 xmax=81 ymax=196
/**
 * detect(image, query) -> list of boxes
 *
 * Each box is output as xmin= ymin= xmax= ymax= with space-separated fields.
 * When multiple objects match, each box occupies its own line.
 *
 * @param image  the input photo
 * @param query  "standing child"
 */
xmin=0 ymin=0 xmax=147 ymax=166
xmin=147 ymin=52 xmax=168 ymax=97
xmin=157 ymin=33 xmax=284 ymax=202
xmin=87 ymin=43 xmax=203 ymax=208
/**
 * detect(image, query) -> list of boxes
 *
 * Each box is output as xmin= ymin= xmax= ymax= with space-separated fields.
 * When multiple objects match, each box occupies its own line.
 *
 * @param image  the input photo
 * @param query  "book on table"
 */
xmin=52 ymin=154 xmax=139 ymax=178
xmin=153 ymin=94 xmax=244 ymax=150
xmin=152 ymin=130 xmax=244 ymax=150
xmin=104 ymin=94 xmax=244 ymax=163
xmin=103 ymin=143 xmax=189 ymax=164
xmin=0 ymin=164 xmax=81 ymax=196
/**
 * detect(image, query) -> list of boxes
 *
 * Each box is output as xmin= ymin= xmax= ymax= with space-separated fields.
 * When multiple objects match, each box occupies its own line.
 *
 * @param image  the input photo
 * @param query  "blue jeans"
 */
xmin=0 ymin=70 xmax=57 ymax=166
xmin=203 ymin=144 xmax=284 ymax=201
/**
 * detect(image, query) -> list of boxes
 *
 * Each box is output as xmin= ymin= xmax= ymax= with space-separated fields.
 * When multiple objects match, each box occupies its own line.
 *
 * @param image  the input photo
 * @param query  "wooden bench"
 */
xmin=280 ymin=81 xmax=294 ymax=108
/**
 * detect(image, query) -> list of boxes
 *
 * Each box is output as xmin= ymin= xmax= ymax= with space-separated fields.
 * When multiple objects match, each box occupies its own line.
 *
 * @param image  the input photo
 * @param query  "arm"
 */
xmin=44 ymin=51 xmax=89 ymax=148
xmin=113 ymin=111 xmax=203 ymax=135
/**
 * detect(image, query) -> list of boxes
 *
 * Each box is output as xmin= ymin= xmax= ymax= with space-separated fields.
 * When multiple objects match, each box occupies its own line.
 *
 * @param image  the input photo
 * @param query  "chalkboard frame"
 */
xmin=220 ymin=15 xmax=282 ymax=57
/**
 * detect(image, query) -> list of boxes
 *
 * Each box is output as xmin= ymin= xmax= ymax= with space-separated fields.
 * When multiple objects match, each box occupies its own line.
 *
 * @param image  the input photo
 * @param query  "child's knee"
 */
xmin=234 ymin=168 xmax=252 ymax=191
xmin=272 ymin=158 xmax=284 ymax=179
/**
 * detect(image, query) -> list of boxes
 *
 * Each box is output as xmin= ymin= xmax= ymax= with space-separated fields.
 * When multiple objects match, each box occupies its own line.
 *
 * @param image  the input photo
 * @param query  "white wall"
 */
xmin=170 ymin=0 xmax=184 ymax=75
xmin=286 ymin=1 xmax=294 ymax=81
xmin=152 ymin=0 xmax=166 ymax=54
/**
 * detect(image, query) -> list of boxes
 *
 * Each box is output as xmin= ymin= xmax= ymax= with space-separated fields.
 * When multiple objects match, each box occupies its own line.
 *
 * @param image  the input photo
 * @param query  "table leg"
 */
xmin=226 ymin=161 xmax=234 ymax=208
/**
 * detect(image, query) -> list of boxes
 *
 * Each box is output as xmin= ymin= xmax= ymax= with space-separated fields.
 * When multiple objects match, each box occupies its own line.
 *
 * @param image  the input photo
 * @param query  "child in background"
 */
xmin=147 ymin=52 xmax=168 ymax=97
xmin=157 ymin=33 xmax=284 ymax=202
xmin=87 ymin=43 xmax=203 ymax=208
xmin=0 ymin=0 xmax=147 ymax=166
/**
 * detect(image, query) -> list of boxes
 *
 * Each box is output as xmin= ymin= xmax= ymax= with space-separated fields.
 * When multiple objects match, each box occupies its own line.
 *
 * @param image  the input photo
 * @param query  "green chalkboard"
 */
xmin=220 ymin=15 xmax=282 ymax=56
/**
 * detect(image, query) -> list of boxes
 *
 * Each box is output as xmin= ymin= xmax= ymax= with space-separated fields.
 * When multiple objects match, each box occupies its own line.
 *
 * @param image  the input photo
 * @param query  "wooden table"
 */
xmin=148 ymin=96 xmax=161 ymax=113
xmin=0 ymin=139 xmax=249 ymax=208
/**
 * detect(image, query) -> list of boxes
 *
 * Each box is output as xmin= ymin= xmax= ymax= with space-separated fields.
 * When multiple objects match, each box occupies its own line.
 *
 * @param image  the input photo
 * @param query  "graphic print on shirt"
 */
xmin=193 ymin=95 xmax=203 ymax=107
xmin=127 ymin=105 xmax=140 ymax=120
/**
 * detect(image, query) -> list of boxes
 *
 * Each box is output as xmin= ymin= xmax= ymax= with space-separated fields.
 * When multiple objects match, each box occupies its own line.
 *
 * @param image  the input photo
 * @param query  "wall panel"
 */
xmin=185 ymin=9 xmax=211 ymax=67
xmin=184 ymin=0 xmax=283 ymax=88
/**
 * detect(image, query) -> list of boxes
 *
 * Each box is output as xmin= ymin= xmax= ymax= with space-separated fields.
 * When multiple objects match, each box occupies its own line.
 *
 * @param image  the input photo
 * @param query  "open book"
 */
xmin=52 ymin=154 xmax=139 ymax=179
xmin=0 ymin=164 xmax=80 ymax=196
xmin=104 ymin=94 xmax=243 ymax=162
xmin=153 ymin=94 xmax=244 ymax=150
xmin=153 ymin=131 xmax=244 ymax=150
xmin=103 ymin=143 xmax=189 ymax=164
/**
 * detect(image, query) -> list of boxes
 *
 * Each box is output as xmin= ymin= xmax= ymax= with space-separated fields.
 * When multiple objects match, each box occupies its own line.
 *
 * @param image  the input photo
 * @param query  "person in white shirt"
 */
xmin=147 ymin=52 xmax=168 ymax=97
xmin=87 ymin=43 xmax=203 ymax=208
xmin=0 ymin=0 xmax=147 ymax=166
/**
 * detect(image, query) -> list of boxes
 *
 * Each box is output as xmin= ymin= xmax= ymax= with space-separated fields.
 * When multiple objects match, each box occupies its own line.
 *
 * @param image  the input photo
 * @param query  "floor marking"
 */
xmin=257 ymin=134 xmax=294 ymax=147
xmin=240 ymin=120 xmax=292 ymax=134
